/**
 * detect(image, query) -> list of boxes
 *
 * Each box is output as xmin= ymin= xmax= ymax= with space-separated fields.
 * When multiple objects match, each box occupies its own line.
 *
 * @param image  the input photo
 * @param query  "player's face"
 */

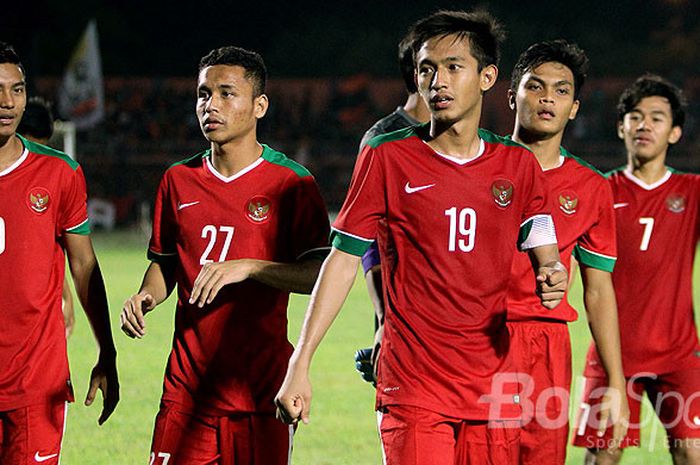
xmin=196 ymin=64 xmax=268 ymax=145
xmin=0 ymin=63 xmax=26 ymax=139
xmin=510 ymin=61 xmax=579 ymax=139
xmin=618 ymin=96 xmax=682 ymax=162
xmin=416 ymin=35 xmax=497 ymax=126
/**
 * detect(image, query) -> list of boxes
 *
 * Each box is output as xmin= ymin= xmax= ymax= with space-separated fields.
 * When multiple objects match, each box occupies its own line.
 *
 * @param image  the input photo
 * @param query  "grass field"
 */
xmin=59 ymin=230 xmax=691 ymax=464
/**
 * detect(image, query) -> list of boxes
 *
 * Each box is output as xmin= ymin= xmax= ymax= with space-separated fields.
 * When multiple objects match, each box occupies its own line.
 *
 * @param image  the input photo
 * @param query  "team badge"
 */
xmin=559 ymin=191 xmax=579 ymax=215
xmin=491 ymin=179 xmax=514 ymax=207
xmin=666 ymin=194 xmax=686 ymax=213
xmin=26 ymin=187 xmax=51 ymax=214
xmin=246 ymin=195 xmax=272 ymax=223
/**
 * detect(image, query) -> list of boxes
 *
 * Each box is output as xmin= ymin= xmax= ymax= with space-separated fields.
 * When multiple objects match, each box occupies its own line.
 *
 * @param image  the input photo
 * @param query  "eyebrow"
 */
xmin=527 ymin=75 xmax=573 ymax=87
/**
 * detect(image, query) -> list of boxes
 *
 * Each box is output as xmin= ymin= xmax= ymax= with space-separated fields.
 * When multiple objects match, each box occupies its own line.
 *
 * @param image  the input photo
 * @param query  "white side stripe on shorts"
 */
xmin=377 ymin=410 xmax=387 ymax=465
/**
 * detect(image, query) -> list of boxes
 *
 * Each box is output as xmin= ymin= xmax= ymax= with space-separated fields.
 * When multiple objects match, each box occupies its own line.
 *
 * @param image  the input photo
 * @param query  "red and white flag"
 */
xmin=58 ymin=20 xmax=104 ymax=130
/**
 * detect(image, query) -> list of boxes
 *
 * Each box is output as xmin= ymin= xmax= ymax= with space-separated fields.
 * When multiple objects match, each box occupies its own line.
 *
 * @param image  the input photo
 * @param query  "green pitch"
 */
xmin=59 ymin=231 xmax=691 ymax=464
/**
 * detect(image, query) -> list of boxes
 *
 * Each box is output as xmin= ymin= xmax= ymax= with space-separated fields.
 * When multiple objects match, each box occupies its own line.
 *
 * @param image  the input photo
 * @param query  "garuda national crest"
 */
xmin=559 ymin=191 xmax=578 ymax=215
xmin=27 ymin=187 xmax=51 ymax=214
xmin=666 ymin=194 xmax=686 ymax=213
xmin=491 ymin=179 xmax=514 ymax=207
xmin=246 ymin=195 xmax=272 ymax=223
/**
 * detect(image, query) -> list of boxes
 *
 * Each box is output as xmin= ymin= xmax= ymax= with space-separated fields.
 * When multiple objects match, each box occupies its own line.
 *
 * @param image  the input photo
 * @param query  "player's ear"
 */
xmin=617 ymin=121 xmax=625 ymax=140
xmin=669 ymin=125 xmax=682 ymax=145
xmin=480 ymin=64 xmax=498 ymax=93
xmin=254 ymin=94 xmax=269 ymax=119
xmin=568 ymin=99 xmax=580 ymax=121
xmin=507 ymin=89 xmax=516 ymax=110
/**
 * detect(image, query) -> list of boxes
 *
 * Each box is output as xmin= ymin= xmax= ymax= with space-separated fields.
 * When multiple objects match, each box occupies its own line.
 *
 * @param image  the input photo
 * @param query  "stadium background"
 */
xmin=3 ymin=1 xmax=700 ymax=463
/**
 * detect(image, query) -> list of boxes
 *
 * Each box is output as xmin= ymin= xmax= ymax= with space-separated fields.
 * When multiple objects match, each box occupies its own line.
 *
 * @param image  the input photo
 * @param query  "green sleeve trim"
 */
xmin=604 ymin=165 xmax=627 ymax=179
xmin=366 ymin=125 xmax=419 ymax=149
xmin=261 ymin=145 xmax=313 ymax=177
xmin=330 ymin=229 xmax=372 ymax=256
xmin=483 ymin=130 xmax=534 ymax=154
xmin=517 ymin=219 xmax=534 ymax=249
xmin=65 ymin=219 xmax=91 ymax=235
xmin=18 ymin=134 xmax=80 ymax=170
xmin=559 ymin=146 xmax=605 ymax=177
xmin=573 ymin=245 xmax=616 ymax=272
xmin=169 ymin=149 xmax=210 ymax=168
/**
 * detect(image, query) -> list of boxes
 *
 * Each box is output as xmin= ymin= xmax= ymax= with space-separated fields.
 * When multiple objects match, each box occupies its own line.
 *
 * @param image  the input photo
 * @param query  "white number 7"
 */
xmin=639 ymin=217 xmax=654 ymax=251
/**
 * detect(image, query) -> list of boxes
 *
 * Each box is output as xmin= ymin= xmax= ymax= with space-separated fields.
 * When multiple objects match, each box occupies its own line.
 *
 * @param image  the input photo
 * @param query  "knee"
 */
xmin=671 ymin=440 xmax=700 ymax=465
xmin=585 ymin=448 xmax=623 ymax=465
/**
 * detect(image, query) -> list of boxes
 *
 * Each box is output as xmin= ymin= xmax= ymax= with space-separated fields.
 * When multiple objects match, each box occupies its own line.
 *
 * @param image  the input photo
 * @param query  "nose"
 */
xmin=539 ymin=88 xmax=555 ymax=104
xmin=0 ymin=88 xmax=15 ymax=109
xmin=430 ymin=67 xmax=446 ymax=90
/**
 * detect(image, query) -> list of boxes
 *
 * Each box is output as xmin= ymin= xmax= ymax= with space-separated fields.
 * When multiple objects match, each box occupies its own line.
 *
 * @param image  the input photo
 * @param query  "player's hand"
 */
xmin=85 ymin=353 xmax=120 ymax=425
xmin=598 ymin=385 xmax=630 ymax=451
xmin=354 ymin=348 xmax=376 ymax=384
xmin=274 ymin=364 xmax=312 ymax=425
xmin=536 ymin=261 xmax=568 ymax=309
xmin=120 ymin=291 xmax=156 ymax=338
xmin=189 ymin=259 xmax=259 ymax=308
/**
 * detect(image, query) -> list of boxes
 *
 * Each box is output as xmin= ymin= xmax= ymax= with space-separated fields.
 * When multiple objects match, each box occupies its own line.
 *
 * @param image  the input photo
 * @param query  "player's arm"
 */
xmin=121 ymin=259 xmax=176 ymax=338
xmin=63 ymin=233 xmax=119 ymax=425
xmin=275 ymin=247 xmax=360 ymax=425
xmin=188 ymin=255 xmax=324 ymax=308
xmin=526 ymin=243 xmax=567 ymax=309
xmin=581 ymin=266 xmax=629 ymax=448
xmin=62 ymin=280 xmax=75 ymax=338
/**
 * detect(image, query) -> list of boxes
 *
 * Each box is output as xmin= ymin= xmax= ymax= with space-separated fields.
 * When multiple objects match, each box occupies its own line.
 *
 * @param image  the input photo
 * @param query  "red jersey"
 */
xmin=0 ymin=136 xmax=89 ymax=411
xmin=332 ymin=127 xmax=556 ymax=420
xmin=148 ymin=145 xmax=329 ymax=415
xmin=586 ymin=168 xmax=700 ymax=377
xmin=507 ymin=147 xmax=617 ymax=322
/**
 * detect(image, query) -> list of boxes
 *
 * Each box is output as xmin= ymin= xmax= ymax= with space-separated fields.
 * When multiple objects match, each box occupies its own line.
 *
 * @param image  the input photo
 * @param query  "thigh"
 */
xmin=378 ymin=405 xmax=457 ymax=465
xmin=0 ymin=402 xmax=67 ymax=465
xmin=648 ymin=368 xmax=700 ymax=441
xmin=249 ymin=414 xmax=292 ymax=465
xmin=150 ymin=404 xmax=219 ymax=465
xmin=571 ymin=376 xmax=644 ymax=449
xmin=455 ymin=420 xmax=520 ymax=465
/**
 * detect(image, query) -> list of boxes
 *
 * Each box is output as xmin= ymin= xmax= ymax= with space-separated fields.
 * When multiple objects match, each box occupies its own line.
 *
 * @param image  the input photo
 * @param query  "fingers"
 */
xmin=120 ymin=293 xmax=152 ymax=338
xmin=275 ymin=395 xmax=304 ymax=425
xmin=190 ymin=264 xmax=230 ymax=308
xmin=98 ymin=385 xmax=119 ymax=425
xmin=597 ymin=407 xmax=610 ymax=438
xmin=85 ymin=377 xmax=99 ymax=407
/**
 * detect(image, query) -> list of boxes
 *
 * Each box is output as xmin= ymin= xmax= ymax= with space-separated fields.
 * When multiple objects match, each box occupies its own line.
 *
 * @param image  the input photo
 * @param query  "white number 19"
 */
xmin=445 ymin=207 xmax=477 ymax=252
xmin=639 ymin=217 xmax=654 ymax=251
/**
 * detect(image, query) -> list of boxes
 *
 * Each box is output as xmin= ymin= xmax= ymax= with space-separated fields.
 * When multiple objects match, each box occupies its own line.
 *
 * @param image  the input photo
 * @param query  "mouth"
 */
xmin=537 ymin=109 xmax=556 ymax=120
xmin=202 ymin=119 xmax=223 ymax=131
xmin=633 ymin=135 xmax=653 ymax=145
xmin=430 ymin=94 xmax=453 ymax=110
xmin=0 ymin=114 xmax=15 ymax=126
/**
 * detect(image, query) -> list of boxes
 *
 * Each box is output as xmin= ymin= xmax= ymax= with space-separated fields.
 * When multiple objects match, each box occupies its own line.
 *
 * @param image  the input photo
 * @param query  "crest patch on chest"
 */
xmin=491 ymin=179 xmax=514 ymax=208
xmin=559 ymin=191 xmax=579 ymax=215
xmin=666 ymin=194 xmax=686 ymax=213
xmin=26 ymin=187 xmax=51 ymax=214
xmin=246 ymin=195 xmax=272 ymax=223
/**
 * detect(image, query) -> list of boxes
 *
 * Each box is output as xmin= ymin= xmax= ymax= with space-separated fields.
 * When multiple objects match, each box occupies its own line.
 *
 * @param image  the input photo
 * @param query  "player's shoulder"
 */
xmin=560 ymin=146 xmax=606 ymax=181
xmin=260 ymin=144 xmax=313 ymax=179
xmin=167 ymin=149 xmax=209 ymax=171
xmin=604 ymin=165 xmax=627 ymax=180
xmin=365 ymin=125 xmax=420 ymax=150
xmin=479 ymin=130 xmax=534 ymax=157
xmin=20 ymin=135 xmax=80 ymax=171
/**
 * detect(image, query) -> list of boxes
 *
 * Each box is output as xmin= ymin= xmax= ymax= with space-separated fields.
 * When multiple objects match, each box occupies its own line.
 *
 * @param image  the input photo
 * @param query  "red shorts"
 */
xmin=150 ymin=401 xmax=292 ymax=465
xmin=377 ymin=405 xmax=520 ymax=465
xmin=0 ymin=402 xmax=67 ymax=465
xmin=572 ymin=369 xmax=700 ymax=449
xmin=507 ymin=321 xmax=571 ymax=465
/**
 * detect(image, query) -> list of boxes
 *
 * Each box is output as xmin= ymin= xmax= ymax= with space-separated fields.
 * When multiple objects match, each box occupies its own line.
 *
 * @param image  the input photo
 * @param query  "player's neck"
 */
xmin=210 ymin=138 xmax=264 ymax=178
xmin=0 ymin=134 xmax=24 ymax=172
xmin=426 ymin=112 xmax=482 ymax=160
xmin=403 ymin=94 xmax=431 ymax=124
xmin=628 ymin=152 xmax=668 ymax=184
xmin=512 ymin=126 xmax=564 ymax=170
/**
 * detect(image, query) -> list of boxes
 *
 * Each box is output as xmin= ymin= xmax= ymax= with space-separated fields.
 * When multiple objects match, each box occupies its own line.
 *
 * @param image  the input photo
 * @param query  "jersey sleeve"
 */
xmin=518 ymin=156 xmax=557 ymax=250
xmin=331 ymin=144 xmax=386 ymax=256
xmin=573 ymin=178 xmax=617 ymax=272
xmin=147 ymin=172 xmax=178 ymax=263
xmin=61 ymin=165 xmax=90 ymax=235
xmin=286 ymin=175 xmax=331 ymax=261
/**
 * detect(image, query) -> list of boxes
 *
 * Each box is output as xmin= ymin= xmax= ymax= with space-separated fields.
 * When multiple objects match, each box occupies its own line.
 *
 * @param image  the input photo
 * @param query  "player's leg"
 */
xmin=149 ymin=401 xmax=218 ymax=465
xmin=647 ymin=369 xmax=700 ymax=465
xmin=572 ymin=376 xmax=644 ymax=464
xmin=0 ymin=401 xmax=67 ymax=465
xmin=508 ymin=321 xmax=570 ymax=465
xmin=249 ymin=413 xmax=293 ymax=465
xmin=454 ymin=420 xmax=519 ymax=465
xmin=378 ymin=405 xmax=457 ymax=465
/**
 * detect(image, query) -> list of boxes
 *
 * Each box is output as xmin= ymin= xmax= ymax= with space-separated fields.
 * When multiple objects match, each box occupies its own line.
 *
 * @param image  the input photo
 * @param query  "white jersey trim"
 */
xmin=57 ymin=401 xmax=68 ymax=465
xmin=520 ymin=214 xmax=557 ymax=250
xmin=623 ymin=167 xmax=672 ymax=190
xmin=0 ymin=147 xmax=28 ymax=177
xmin=65 ymin=218 xmax=89 ymax=232
xmin=423 ymin=138 xmax=486 ymax=165
xmin=542 ymin=155 xmax=566 ymax=172
xmin=331 ymin=227 xmax=374 ymax=243
xmin=205 ymin=156 xmax=264 ymax=183
xmin=148 ymin=249 xmax=178 ymax=257
xmin=377 ymin=410 xmax=388 ymax=465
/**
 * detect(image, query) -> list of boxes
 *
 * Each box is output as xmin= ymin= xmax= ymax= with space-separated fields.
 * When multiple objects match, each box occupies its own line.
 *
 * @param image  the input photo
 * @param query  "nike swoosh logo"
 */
xmin=613 ymin=203 xmax=629 ymax=209
xmin=34 ymin=452 xmax=58 ymax=462
xmin=177 ymin=201 xmax=200 ymax=211
xmin=694 ymin=416 xmax=700 ymax=426
xmin=404 ymin=182 xmax=436 ymax=194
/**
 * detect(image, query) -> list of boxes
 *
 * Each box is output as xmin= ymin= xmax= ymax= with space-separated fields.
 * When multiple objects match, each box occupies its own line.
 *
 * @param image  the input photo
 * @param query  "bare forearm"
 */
xmin=365 ymin=265 xmax=385 ymax=324
xmin=248 ymin=258 xmax=323 ymax=294
xmin=139 ymin=261 xmax=175 ymax=306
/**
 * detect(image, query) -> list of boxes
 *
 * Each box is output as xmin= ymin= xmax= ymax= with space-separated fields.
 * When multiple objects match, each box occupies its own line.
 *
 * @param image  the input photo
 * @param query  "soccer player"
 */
xmin=573 ymin=75 xmax=700 ymax=464
xmin=17 ymin=96 xmax=76 ymax=338
xmin=0 ymin=42 xmax=119 ymax=464
xmin=505 ymin=40 xmax=629 ymax=465
xmin=276 ymin=10 xmax=568 ymax=464
xmin=120 ymin=46 xmax=330 ymax=464
xmin=354 ymin=30 xmax=430 ymax=384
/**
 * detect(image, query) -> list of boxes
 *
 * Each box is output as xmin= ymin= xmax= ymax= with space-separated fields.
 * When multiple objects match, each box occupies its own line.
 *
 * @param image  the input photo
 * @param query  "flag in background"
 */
xmin=57 ymin=20 xmax=104 ymax=130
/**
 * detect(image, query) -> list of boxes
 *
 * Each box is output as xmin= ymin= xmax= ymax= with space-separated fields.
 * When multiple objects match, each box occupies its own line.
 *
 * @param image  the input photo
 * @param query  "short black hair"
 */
xmin=18 ymin=97 xmax=54 ymax=140
xmin=617 ymin=74 xmax=687 ymax=128
xmin=0 ymin=41 xmax=25 ymax=76
xmin=398 ymin=31 xmax=418 ymax=94
xmin=510 ymin=40 xmax=589 ymax=100
xmin=198 ymin=46 xmax=267 ymax=97
xmin=409 ymin=10 xmax=506 ymax=70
